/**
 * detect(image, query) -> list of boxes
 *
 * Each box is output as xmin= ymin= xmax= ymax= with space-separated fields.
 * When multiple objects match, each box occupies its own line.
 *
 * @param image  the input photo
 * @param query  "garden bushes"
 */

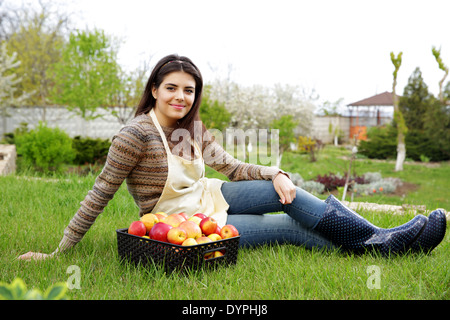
xmin=6 ymin=122 xmax=111 ymax=173
xmin=72 ymin=135 xmax=111 ymax=165
xmin=358 ymin=123 xmax=450 ymax=162
xmin=15 ymin=122 xmax=75 ymax=172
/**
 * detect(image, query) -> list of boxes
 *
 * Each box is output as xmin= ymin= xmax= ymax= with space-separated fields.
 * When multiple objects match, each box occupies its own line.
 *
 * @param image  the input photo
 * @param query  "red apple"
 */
xmin=154 ymin=211 xmax=167 ymax=217
xmin=200 ymin=217 xmax=218 ymax=236
xmin=154 ymin=213 xmax=167 ymax=221
xmin=181 ymin=238 xmax=198 ymax=246
xmin=178 ymin=212 xmax=189 ymax=220
xmin=207 ymin=233 xmax=222 ymax=242
xmin=179 ymin=220 xmax=202 ymax=239
xmin=149 ymin=222 xmax=173 ymax=242
xmin=188 ymin=215 xmax=202 ymax=225
xmin=215 ymin=225 xmax=221 ymax=235
xmin=163 ymin=214 xmax=185 ymax=227
xmin=128 ymin=221 xmax=146 ymax=237
xmin=167 ymin=227 xmax=188 ymax=245
xmin=194 ymin=213 xmax=207 ymax=220
xmin=220 ymin=224 xmax=239 ymax=239
xmin=196 ymin=236 xmax=212 ymax=244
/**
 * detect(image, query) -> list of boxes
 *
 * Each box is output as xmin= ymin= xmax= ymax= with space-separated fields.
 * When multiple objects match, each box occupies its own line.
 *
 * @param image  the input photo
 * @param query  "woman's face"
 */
xmin=152 ymin=71 xmax=196 ymax=127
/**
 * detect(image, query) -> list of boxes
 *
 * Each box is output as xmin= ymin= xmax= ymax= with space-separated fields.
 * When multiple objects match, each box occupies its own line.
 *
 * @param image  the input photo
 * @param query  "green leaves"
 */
xmin=270 ymin=114 xmax=299 ymax=153
xmin=390 ymin=51 xmax=403 ymax=80
xmin=50 ymin=29 xmax=122 ymax=120
xmin=15 ymin=121 xmax=75 ymax=172
xmin=0 ymin=278 xmax=68 ymax=300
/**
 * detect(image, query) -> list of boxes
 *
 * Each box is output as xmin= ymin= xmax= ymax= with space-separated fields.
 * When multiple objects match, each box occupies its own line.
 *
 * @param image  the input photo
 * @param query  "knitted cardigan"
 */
xmin=57 ymin=113 xmax=283 ymax=252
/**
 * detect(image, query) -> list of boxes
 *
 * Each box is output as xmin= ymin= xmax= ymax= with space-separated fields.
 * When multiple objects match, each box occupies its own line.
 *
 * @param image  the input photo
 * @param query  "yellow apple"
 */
xmin=140 ymin=213 xmax=159 ymax=232
xmin=179 ymin=220 xmax=202 ymax=239
xmin=181 ymin=238 xmax=198 ymax=246
xmin=167 ymin=227 xmax=188 ymax=245
xmin=163 ymin=214 xmax=185 ymax=227
xmin=188 ymin=215 xmax=202 ymax=225
xmin=207 ymin=233 xmax=222 ymax=242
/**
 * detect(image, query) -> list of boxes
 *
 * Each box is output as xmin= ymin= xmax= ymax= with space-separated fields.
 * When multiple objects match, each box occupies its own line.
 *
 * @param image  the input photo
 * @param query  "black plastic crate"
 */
xmin=116 ymin=228 xmax=240 ymax=273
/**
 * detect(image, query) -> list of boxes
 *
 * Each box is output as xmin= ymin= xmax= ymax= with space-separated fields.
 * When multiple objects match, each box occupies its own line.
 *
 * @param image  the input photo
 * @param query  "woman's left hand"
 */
xmin=273 ymin=173 xmax=296 ymax=205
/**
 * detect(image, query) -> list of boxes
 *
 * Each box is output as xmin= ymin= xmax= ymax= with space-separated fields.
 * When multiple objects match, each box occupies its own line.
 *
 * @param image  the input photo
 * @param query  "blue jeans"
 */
xmin=221 ymin=180 xmax=335 ymax=250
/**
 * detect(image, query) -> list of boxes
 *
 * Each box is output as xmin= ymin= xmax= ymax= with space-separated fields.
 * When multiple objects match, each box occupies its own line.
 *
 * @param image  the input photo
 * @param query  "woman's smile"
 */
xmin=170 ymin=104 xmax=185 ymax=110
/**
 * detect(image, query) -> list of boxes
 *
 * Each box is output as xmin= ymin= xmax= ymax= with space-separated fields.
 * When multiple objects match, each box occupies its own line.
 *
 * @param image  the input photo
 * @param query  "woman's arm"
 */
xmin=18 ymin=124 xmax=146 ymax=260
xmin=202 ymin=138 xmax=287 ymax=181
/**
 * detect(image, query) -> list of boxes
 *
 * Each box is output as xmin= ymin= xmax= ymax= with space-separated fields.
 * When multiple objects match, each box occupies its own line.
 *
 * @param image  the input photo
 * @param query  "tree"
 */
xmin=432 ymin=46 xmax=449 ymax=104
xmin=390 ymin=51 xmax=407 ymax=172
xmin=423 ymin=97 xmax=450 ymax=160
xmin=50 ymin=29 xmax=122 ymax=120
xmin=0 ymin=42 xmax=29 ymax=138
xmin=400 ymin=67 xmax=430 ymax=130
xmin=200 ymin=85 xmax=231 ymax=132
xmin=270 ymin=114 xmax=298 ymax=168
xmin=5 ymin=0 xmax=70 ymax=121
xmin=208 ymin=78 xmax=315 ymax=133
xmin=400 ymin=67 xmax=446 ymax=161
xmin=109 ymin=58 xmax=151 ymax=125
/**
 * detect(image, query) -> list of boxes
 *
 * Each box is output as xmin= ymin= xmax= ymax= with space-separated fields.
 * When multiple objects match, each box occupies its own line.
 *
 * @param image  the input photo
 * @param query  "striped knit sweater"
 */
xmin=58 ymin=113 xmax=283 ymax=252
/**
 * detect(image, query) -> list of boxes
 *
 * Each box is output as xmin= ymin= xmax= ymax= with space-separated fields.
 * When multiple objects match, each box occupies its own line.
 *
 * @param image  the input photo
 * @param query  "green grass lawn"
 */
xmin=1 ymin=146 xmax=449 ymax=300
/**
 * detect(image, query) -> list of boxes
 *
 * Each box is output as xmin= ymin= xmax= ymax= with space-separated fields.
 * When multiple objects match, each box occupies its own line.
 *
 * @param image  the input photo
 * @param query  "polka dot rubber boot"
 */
xmin=409 ymin=209 xmax=447 ymax=254
xmin=314 ymin=195 xmax=428 ymax=256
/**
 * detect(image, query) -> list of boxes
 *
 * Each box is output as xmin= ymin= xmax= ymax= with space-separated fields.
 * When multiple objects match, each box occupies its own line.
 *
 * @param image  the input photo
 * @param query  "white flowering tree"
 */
xmin=208 ymin=77 xmax=316 ymax=167
xmin=0 ymin=42 xmax=30 ymax=138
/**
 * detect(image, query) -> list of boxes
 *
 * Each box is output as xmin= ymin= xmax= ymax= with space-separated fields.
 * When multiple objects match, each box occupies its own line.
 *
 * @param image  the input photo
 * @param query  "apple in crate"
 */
xmin=128 ymin=221 xmax=146 ymax=237
xmin=179 ymin=220 xmax=202 ymax=239
xmin=199 ymin=217 xmax=218 ymax=236
xmin=207 ymin=233 xmax=222 ymax=241
xmin=140 ymin=213 xmax=159 ymax=233
xmin=178 ymin=212 xmax=189 ymax=220
xmin=188 ymin=215 xmax=202 ymax=225
xmin=163 ymin=214 xmax=186 ymax=227
xmin=220 ymin=224 xmax=239 ymax=239
xmin=181 ymin=238 xmax=198 ymax=246
xmin=149 ymin=222 xmax=173 ymax=242
xmin=194 ymin=213 xmax=207 ymax=220
xmin=154 ymin=212 xmax=167 ymax=221
xmin=196 ymin=236 xmax=213 ymax=259
xmin=167 ymin=227 xmax=188 ymax=245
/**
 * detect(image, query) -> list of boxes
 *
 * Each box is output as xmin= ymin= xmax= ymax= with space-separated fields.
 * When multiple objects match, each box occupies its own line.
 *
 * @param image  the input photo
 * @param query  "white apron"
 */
xmin=149 ymin=109 xmax=229 ymax=227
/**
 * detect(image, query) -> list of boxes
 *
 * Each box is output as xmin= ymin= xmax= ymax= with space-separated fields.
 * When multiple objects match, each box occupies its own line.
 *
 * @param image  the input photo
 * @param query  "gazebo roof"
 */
xmin=347 ymin=91 xmax=401 ymax=107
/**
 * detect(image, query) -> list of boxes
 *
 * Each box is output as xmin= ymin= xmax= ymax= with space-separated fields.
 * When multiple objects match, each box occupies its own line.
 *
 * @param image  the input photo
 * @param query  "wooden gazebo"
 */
xmin=347 ymin=91 xmax=400 ymax=140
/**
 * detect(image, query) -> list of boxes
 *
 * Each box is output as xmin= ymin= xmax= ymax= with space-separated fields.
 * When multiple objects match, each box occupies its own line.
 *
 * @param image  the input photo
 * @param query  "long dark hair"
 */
xmin=135 ymin=54 xmax=206 ymax=143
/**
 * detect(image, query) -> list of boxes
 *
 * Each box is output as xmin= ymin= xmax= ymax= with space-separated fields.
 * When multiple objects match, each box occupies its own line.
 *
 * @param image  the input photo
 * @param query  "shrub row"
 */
xmin=3 ymin=122 xmax=111 ymax=173
xmin=358 ymin=124 xmax=450 ymax=162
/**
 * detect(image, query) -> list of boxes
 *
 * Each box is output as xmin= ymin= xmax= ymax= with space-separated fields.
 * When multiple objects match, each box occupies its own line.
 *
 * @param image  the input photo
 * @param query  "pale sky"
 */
xmin=44 ymin=0 xmax=450 ymax=106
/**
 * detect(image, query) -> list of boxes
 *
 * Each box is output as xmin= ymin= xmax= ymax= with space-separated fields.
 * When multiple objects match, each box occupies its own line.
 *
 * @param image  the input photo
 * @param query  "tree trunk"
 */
xmin=276 ymin=152 xmax=283 ymax=168
xmin=395 ymin=132 xmax=406 ymax=172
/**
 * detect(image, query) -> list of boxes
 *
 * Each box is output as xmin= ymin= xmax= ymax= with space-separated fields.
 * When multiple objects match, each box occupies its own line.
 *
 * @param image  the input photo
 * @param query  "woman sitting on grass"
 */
xmin=19 ymin=54 xmax=447 ymax=261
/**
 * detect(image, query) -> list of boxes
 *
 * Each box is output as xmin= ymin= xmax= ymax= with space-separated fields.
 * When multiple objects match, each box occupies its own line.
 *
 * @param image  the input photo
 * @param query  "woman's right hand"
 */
xmin=17 ymin=251 xmax=56 ymax=261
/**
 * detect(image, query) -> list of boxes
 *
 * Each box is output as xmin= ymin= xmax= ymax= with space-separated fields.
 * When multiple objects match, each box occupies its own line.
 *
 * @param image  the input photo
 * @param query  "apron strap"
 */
xmin=149 ymin=109 xmax=172 ymax=155
xmin=150 ymin=109 xmax=202 ymax=160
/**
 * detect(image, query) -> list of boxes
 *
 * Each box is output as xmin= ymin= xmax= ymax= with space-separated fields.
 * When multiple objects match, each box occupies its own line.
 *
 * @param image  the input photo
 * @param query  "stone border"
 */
xmin=0 ymin=145 xmax=16 ymax=176
xmin=342 ymin=200 xmax=450 ymax=221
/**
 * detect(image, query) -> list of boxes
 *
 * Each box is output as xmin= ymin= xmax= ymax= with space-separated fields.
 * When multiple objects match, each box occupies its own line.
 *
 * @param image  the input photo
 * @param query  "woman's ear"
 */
xmin=152 ymin=85 xmax=158 ymax=100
